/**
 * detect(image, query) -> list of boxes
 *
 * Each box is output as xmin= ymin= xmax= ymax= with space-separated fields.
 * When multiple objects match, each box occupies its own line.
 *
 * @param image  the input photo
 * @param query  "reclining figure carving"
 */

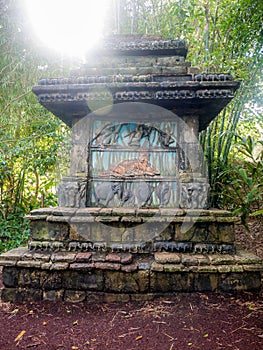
xmin=100 ymin=158 xmax=160 ymax=178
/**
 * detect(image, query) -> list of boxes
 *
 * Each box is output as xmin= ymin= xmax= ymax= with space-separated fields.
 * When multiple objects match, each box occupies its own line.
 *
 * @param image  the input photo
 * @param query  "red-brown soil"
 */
xmin=0 ymin=218 xmax=262 ymax=350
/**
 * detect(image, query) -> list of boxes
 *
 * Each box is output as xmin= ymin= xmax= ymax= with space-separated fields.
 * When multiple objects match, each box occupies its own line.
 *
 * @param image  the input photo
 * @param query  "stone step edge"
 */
xmin=28 ymin=207 xmax=235 ymax=217
xmin=0 ymin=248 xmax=262 ymax=273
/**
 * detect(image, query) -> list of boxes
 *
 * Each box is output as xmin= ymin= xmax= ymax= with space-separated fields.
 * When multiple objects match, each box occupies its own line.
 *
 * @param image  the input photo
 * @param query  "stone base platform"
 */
xmin=25 ymin=207 xmax=238 ymax=254
xmin=1 ymin=247 xmax=262 ymax=302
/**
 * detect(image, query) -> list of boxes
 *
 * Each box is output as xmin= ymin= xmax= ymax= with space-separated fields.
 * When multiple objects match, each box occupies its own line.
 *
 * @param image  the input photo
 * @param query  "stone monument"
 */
xmin=0 ymin=35 xmax=262 ymax=302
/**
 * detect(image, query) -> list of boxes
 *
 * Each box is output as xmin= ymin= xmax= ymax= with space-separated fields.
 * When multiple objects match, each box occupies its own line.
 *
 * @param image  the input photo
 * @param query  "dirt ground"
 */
xmin=0 ymin=218 xmax=262 ymax=350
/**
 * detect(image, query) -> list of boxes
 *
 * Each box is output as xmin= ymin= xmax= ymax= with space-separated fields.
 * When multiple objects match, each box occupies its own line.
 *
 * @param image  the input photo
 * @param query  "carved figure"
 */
xmin=156 ymin=182 xmax=171 ymax=207
xmin=194 ymin=243 xmax=209 ymax=254
xmin=134 ymin=182 xmax=153 ymax=207
xmin=93 ymin=242 xmax=107 ymax=251
xmin=57 ymin=180 xmax=86 ymax=208
xmin=94 ymin=182 xmax=122 ymax=206
xmin=179 ymin=182 xmax=209 ymax=209
xmin=101 ymin=158 xmax=160 ymax=178
xmin=69 ymin=241 xmax=82 ymax=251
xmin=111 ymin=243 xmax=123 ymax=253
xmin=127 ymin=123 xmax=176 ymax=148
xmin=52 ymin=241 xmax=64 ymax=252
xmin=121 ymin=189 xmax=135 ymax=206
xmin=92 ymin=123 xmax=122 ymax=147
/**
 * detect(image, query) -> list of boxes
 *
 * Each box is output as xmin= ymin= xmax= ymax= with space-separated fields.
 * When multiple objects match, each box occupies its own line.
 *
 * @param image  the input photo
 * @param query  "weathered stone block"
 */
xmin=138 ymin=259 xmax=153 ymax=270
xmin=86 ymin=292 xmax=106 ymax=303
xmin=234 ymin=250 xmax=263 ymax=265
xmin=0 ymin=247 xmax=27 ymax=261
xmin=104 ymin=293 xmax=130 ymax=303
xmin=217 ymin=223 xmax=235 ymax=243
xmin=50 ymin=262 xmax=69 ymax=270
xmin=150 ymin=272 xmax=170 ymax=292
xmin=217 ymin=265 xmax=231 ymax=273
xmin=163 ymin=264 xmax=185 ymax=272
xmin=243 ymin=264 xmax=263 ymax=272
xmin=170 ymin=273 xmax=195 ymax=292
xmin=2 ymin=267 xmax=19 ymax=287
xmin=70 ymin=263 xmax=95 ymax=270
xmin=121 ymin=263 xmax=138 ymax=272
xmin=41 ymin=262 xmax=53 ymax=270
xmin=131 ymin=293 xmax=155 ymax=302
xmin=105 ymin=271 xmax=149 ymax=293
xmin=151 ymin=262 xmax=164 ymax=272
xmin=64 ymin=290 xmax=86 ymax=302
xmin=1 ymin=287 xmax=42 ymax=302
xmin=106 ymin=253 xmax=122 ymax=263
xmin=181 ymin=256 xmax=200 ymax=266
xmin=0 ymin=260 xmax=16 ymax=266
xmin=92 ymin=253 xmax=107 ymax=262
xmin=219 ymin=272 xmax=262 ymax=292
xmin=230 ymin=265 xmax=244 ymax=272
xmin=63 ymin=271 xmax=104 ymax=290
xmin=17 ymin=260 xmax=42 ymax=268
xmin=18 ymin=269 xmax=44 ymax=288
xmin=31 ymin=252 xmax=51 ymax=262
xmin=194 ymin=273 xmax=218 ymax=291
xmin=51 ymin=252 xmax=76 ymax=263
xmin=75 ymin=252 xmax=92 ymax=262
xmin=175 ymin=223 xmax=214 ymax=242
xmin=91 ymin=222 xmax=123 ymax=242
xmin=43 ymin=289 xmax=64 ymax=301
xmin=30 ymin=221 xmax=69 ymax=241
xmin=150 ymin=272 xmax=194 ymax=292
xmin=120 ymin=253 xmax=133 ymax=265
xmin=42 ymin=271 xmax=62 ymax=290
xmin=133 ymin=222 xmax=173 ymax=242
xmin=208 ymin=254 xmax=235 ymax=265
xmin=94 ymin=262 xmax=121 ymax=271
xmin=194 ymin=266 xmax=218 ymax=273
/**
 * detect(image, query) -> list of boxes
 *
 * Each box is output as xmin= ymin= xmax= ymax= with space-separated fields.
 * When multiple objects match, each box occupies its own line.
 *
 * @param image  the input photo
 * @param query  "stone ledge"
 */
xmin=28 ymin=207 xmax=236 ymax=219
xmin=1 ymin=249 xmax=262 ymax=272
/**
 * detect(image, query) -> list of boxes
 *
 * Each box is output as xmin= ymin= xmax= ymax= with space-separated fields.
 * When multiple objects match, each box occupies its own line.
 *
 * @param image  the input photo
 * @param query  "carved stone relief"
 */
xmin=179 ymin=182 xmax=210 ymax=209
xmin=94 ymin=182 xmax=122 ymax=206
xmin=58 ymin=179 xmax=86 ymax=207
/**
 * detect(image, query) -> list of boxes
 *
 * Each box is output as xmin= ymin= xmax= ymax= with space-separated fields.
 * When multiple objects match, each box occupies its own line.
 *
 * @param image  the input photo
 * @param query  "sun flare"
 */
xmin=25 ymin=0 xmax=108 ymax=57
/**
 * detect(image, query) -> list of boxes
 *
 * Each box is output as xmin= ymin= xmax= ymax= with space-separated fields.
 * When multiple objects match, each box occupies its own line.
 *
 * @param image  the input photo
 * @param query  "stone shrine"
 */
xmin=1 ymin=36 xmax=262 ymax=302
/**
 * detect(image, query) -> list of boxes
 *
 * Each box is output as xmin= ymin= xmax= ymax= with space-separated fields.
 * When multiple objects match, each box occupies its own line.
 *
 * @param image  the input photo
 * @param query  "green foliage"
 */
xmin=116 ymin=0 xmax=263 ymax=216
xmin=0 ymin=212 xmax=30 ymax=252
xmin=0 ymin=0 xmax=71 ymax=252
xmin=217 ymin=135 xmax=263 ymax=230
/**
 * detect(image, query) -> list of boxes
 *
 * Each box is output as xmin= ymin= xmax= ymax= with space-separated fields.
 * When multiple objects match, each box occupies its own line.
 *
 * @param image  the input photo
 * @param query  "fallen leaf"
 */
xmin=72 ymin=347 xmax=78 ymax=349
xmin=42 ymin=321 xmax=47 ymax=326
xmin=73 ymin=320 xmax=78 ymax=326
xmin=187 ymin=342 xmax=193 ymax=346
xmin=14 ymin=330 xmax=26 ymax=343
xmin=8 ymin=308 xmax=19 ymax=319
xmin=29 ymin=310 xmax=34 ymax=314
xmin=203 ymin=333 xmax=209 ymax=338
xmin=136 ymin=335 xmax=143 ymax=341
